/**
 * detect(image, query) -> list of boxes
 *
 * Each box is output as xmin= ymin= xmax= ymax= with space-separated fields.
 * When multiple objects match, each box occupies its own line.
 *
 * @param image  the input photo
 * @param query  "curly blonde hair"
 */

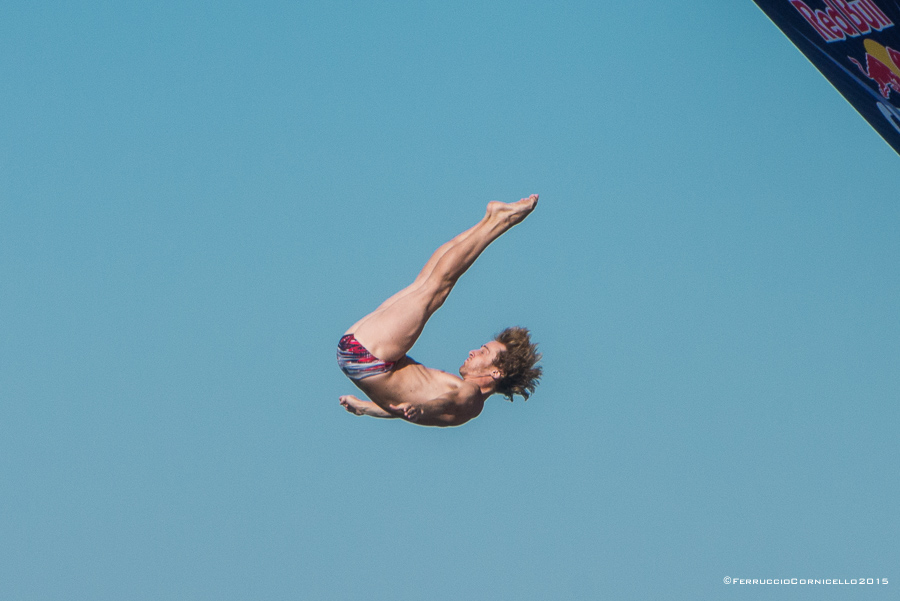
xmin=493 ymin=327 xmax=542 ymax=401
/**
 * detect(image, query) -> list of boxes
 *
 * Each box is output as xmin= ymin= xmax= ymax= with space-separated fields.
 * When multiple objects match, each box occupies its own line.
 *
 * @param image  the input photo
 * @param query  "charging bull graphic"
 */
xmin=848 ymin=39 xmax=900 ymax=99
xmin=753 ymin=0 xmax=900 ymax=155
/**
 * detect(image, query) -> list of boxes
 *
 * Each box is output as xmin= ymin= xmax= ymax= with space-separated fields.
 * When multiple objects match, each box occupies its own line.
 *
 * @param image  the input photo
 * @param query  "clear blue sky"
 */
xmin=2 ymin=1 xmax=898 ymax=599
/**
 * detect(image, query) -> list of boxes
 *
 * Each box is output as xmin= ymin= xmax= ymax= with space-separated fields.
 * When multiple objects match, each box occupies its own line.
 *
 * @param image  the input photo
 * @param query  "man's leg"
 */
xmin=348 ymin=195 xmax=537 ymax=362
xmin=345 ymin=217 xmax=484 ymax=332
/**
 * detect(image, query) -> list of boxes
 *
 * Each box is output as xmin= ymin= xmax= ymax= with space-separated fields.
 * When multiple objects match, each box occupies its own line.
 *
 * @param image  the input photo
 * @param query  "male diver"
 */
xmin=337 ymin=195 xmax=542 ymax=427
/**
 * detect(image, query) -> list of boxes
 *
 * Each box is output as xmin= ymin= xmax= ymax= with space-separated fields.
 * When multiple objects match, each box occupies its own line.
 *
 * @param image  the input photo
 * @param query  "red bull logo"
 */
xmin=754 ymin=0 xmax=900 ymax=151
xmin=790 ymin=0 xmax=893 ymax=42
xmin=849 ymin=39 xmax=900 ymax=98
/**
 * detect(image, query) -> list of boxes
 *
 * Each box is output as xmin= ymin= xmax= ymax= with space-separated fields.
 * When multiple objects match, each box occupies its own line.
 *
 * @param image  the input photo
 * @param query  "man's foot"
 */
xmin=486 ymin=194 xmax=539 ymax=227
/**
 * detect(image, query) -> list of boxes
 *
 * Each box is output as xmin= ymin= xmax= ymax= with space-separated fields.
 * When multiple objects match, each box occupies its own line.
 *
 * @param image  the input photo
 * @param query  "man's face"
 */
xmin=460 ymin=340 xmax=506 ymax=378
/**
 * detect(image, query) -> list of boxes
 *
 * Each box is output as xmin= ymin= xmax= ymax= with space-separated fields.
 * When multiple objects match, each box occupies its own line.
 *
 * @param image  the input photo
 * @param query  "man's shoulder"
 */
xmin=454 ymin=380 xmax=482 ymax=399
xmin=454 ymin=382 xmax=485 ymax=420
xmin=451 ymin=381 xmax=486 ymax=415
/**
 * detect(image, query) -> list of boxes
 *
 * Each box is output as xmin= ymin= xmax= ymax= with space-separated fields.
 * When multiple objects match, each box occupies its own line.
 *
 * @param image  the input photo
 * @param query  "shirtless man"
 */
xmin=337 ymin=194 xmax=542 ymax=427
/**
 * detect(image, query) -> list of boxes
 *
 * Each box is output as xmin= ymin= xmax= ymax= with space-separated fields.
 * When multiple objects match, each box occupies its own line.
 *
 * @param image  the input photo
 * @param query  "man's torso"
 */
xmin=355 ymin=357 xmax=483 ymax=423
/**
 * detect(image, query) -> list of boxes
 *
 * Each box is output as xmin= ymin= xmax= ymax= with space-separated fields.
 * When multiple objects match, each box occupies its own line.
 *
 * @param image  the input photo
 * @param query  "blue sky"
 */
xmin=1 ymin=1 xmax=898 ymax=599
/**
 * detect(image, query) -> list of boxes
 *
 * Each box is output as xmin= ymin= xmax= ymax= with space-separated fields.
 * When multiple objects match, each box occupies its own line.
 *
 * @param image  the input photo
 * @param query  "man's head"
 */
xmin=459 ymin=340 xmax=506 ymax=381
xmin=491 ymin=327 xmax=542 ymax=401
xmin=460 ymin=327 xmax=542 ymax=401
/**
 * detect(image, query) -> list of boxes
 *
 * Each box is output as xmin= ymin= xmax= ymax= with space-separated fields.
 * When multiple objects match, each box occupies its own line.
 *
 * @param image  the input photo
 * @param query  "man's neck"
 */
xmin=462 ymin=374 xmax=496 ymax=398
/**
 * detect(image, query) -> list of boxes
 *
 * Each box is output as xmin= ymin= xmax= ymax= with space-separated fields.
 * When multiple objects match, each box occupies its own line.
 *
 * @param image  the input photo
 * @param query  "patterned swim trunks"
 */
xmin=336 ymin=334 xmax=397 ymax=381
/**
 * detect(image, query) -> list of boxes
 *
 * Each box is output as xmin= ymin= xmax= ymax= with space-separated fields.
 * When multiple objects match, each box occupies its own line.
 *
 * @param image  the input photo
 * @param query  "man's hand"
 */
xmin=340 ymin=395 xmax=397 ymax=419
xmin=339 ymin=395 xmax=366 ymax=415
xmin=388 ymin=402 xmax=422 ymax=422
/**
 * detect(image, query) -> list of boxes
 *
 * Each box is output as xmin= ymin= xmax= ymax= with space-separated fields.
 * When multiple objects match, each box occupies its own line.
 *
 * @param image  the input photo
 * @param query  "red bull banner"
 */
xmin=753 ymin=0 xmax=900 ymax=155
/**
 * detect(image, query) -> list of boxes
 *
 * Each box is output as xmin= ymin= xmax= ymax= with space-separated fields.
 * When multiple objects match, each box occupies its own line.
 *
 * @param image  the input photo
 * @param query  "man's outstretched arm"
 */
xmin=388 ymin=392 xmax=483 ymax=427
